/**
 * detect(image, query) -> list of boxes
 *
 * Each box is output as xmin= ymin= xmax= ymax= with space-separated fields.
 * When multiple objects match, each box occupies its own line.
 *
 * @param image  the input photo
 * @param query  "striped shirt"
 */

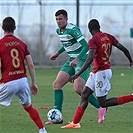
xmin=56 ymin=22 xmax=88 ymax=59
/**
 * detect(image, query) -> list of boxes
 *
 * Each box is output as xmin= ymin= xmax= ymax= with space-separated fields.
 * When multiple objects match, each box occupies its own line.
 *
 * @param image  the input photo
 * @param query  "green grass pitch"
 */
xmin=0 ymin=68 xmax=133 ymax=133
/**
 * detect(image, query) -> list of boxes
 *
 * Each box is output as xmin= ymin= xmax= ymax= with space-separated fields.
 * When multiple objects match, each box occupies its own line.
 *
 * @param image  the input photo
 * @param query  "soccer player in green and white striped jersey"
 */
xmin=45 ymin=9 xmax=106 ymax=125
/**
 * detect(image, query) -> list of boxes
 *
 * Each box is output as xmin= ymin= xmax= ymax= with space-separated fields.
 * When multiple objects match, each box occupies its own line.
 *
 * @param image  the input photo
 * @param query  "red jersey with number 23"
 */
xmin=88 ymin=32 xmax=119 ymax=73
xmin=0 ymin=35 xmax=30 ymax=83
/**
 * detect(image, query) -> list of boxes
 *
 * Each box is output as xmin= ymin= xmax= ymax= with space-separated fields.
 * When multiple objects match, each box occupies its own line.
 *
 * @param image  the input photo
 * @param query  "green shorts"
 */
xmin=60 ymin=58 xmax=90 ymax=81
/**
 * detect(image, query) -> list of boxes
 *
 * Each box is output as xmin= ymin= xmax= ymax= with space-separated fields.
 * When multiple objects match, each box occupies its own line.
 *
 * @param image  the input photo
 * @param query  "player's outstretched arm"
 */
xmin=129 ymin=62 xmax=133 ymax=68
xmin=25 ymin=55 xmax=38 ymax=95
xmin=0 ymin=58 xmax=1 ymax=70
xmin=115 ymin=43 xmax=133 ymax=66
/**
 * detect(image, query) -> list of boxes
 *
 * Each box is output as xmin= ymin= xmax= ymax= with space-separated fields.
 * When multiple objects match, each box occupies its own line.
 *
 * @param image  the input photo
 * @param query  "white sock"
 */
xmin=39 ymin=127 xmax=47 ymax=133
xmin=97 ymin=107 xmax=102 ymax=110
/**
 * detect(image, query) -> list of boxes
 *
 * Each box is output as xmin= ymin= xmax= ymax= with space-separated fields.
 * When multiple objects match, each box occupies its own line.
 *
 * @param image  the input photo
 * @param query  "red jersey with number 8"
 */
xmin=0 ymin=35 xmax=30 ymax=83
xmin=88 ymin=32 xmax=119 ymax=73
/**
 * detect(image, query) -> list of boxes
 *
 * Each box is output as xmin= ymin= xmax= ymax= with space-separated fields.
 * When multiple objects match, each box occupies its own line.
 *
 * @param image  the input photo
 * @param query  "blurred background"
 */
xmin=0 ymin=0 xmax=133 ymax=67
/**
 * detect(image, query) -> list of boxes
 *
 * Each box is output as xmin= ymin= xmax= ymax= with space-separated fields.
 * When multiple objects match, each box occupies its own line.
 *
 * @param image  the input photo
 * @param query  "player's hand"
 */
xmin=31 ymin=84 xmax=38 ymax=95
xmin=69 ymin=58 xmax=79 ymax=67
xmin=69 ymin=74 xmax=79 ymax=83
xmin=49 ymin=52 xmax=59 ymax=60
xmin=129 ymin=62 xmax=133 ymax=68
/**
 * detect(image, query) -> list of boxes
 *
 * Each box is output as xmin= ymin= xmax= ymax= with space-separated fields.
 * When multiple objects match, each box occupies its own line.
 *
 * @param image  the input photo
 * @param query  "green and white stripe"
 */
xmin=56 ymin=23 xmax=87 ymax=58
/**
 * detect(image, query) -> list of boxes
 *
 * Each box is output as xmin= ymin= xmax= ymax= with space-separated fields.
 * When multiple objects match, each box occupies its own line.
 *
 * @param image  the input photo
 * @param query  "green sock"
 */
xmin=88 ymin=94 xmax=100 ymax=109
xmin=54 ymin=90 xmax=63 ymax=113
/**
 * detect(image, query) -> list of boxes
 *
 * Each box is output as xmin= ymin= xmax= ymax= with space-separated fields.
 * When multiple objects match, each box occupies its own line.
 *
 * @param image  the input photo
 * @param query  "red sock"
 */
xmin=117 ymin=95 xmax=133 ymax=105
xmin=73 ymin=106 xmax=85 ymax=124
xmin=24 ymin=104 xmax=44 ymax=129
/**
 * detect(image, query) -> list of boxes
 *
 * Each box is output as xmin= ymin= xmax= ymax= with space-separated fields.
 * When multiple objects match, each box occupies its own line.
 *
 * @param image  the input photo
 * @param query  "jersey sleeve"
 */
xmin=88 ymin=36 xmax=97 ymax=50
xmin=58 ymin=46 xmax=65 ymax=54
xmin=110 ymin=35 xmax=119 ymax=46
xmin=77 ymin=39 xmax=88 ymax=59
xmin=71 ymin=27 xmax=88 ymax=59
xmin=25 ymin=44 xmax=30 ymax=56
xmin=71 ymin=26 xmax=83 ymax=41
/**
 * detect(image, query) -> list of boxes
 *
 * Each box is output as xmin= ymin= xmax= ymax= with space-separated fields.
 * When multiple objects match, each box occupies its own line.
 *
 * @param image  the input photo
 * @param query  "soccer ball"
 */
xmin=47 ymin=109 xmax=62 ymax=123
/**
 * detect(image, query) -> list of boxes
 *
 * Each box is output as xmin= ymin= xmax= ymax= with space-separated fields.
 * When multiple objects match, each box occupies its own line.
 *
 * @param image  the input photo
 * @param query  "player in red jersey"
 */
xmin=0 ymin=17 xmax=47 ymax=133
xmin=61 ymin=19 xmax=133 ymax=128
xmin=46 ymin=9 xmax=106 ymax=125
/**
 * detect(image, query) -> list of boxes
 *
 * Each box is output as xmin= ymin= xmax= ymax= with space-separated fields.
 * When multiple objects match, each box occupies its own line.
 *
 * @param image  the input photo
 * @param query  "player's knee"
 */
xmin=53 ymin=81 xmax=62 ymax=90
xmin=74 ymin=88 xmax=82 ymax=95
xmin=22 ymin=103 xmax=31 ymax=108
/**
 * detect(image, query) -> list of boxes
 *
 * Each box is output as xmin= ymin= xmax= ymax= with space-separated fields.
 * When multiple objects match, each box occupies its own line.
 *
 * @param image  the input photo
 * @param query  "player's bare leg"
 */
xmin=74 ymin=77 xmax=107 ymax=123
xmin=45 ymin=71 xmax=69 ymax=124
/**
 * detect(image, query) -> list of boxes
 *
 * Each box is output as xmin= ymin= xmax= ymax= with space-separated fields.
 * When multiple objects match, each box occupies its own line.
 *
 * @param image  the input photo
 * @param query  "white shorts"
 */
xmin=85 ymin=69 xmax=112 ymax=97
xmin=0 ymin=77 xmax=31 ymax=106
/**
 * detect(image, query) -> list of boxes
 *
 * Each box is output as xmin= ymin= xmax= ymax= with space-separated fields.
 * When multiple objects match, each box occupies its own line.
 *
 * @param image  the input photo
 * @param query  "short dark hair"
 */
xmin=88 ymin=19 xmax=100 ymax=31
xmin=2 ymin=17 xmax=15 ymax=32
xmin=55 ymin=9 xmax=68 ymax=18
